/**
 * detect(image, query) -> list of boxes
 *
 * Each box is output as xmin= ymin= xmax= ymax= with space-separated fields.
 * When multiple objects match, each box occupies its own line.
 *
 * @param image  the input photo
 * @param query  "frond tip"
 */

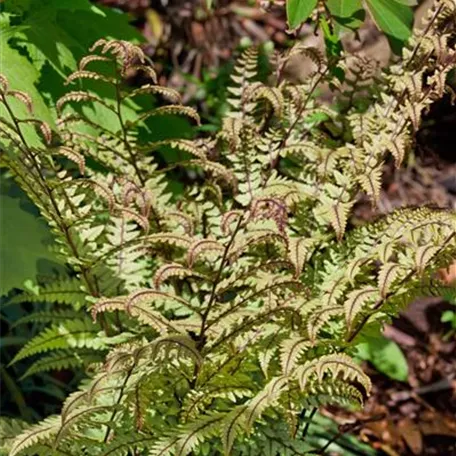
xmin=295 ymin=354 xmax=372 ymax=397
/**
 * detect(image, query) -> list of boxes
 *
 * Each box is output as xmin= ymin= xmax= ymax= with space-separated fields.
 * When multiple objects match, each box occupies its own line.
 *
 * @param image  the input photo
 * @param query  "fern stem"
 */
xmin=0 ymin=94 xmax=32 ymax=149
xmin=278 ymin=69 xmax=327 ymax=152
xmin=204 ymin=280 xmax=302 ymax=343
xmin=311 ymin=413 xmax=385 ymax=455
xmin=301 ymin=407 xmax=317 ymax=441
xmin=114 ymin=70 xmax=164 ymax=231
xmin=384 ymin=2 xmax=444 ymax=120
xmin=198 ymin=216 xmax=244 ymax=345
xmin=114 ymin=73 xmax=143 ymax=185
xmin=103 ymin=365 xmax=134 ymax=443
xmin=406 ymin=3 xmax=444 ymax=68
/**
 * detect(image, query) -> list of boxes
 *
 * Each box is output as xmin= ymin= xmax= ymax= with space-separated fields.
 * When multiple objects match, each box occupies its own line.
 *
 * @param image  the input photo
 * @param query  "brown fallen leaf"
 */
xmin=362 ymin=414 xmax=403 ymax=449
xmin=438 ymin=259 xmax=456 ymax=284
xmin=419 ymin=411 xmax=456 ymax=437
xmin=398 ymin=417 xmax=423 ymax=455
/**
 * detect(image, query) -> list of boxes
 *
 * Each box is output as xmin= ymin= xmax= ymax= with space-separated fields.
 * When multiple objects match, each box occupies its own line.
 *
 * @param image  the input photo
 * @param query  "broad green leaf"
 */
xmin=356 ymin=335 xmax=409 ymax=382
xmin=0 ymin=193 xmax=57 ymax=296
xmin=394 ymin=0 xmax=418 ymax=5
xmin=0 ymin=16 xmax=53 ymax=126
xmin=7 ymin=0 xmax=142 ymax=82
xmin=326 ymin=0 xmax=365 ymax=35
xmin=1 ymin=0 xmax=143 ymax=134
xmin=364 ymin=0 xmax=413 ymax=53
xmin=286 ymin=0 xmax=318 ymax=30
xmin=4 ymin=0 xmax=92 ymax=13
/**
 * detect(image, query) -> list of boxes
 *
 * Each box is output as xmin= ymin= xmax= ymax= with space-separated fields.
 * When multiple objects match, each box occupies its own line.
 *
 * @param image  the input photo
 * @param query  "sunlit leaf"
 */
xmin=286 ymin=0 xmax=318 ymax=30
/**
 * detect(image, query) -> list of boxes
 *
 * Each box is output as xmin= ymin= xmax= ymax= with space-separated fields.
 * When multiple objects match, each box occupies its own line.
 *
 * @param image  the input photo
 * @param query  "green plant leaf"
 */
xmin=1 ymin=0 xmax=143 ymax=134
xmin=0 ymin=193 xmax=56 ymax=296
xmin=326 ymin=0 xmax=365 ymax=35
xmin=320 ymin=16 xmax=343 ymax=58
xmin=4 ymin=0 xmax=142 ymax=78
xmin=0 ymin=16 xmax=54 ymax=126
xmin=356 ymin=335 xmax=409 ymax=382
xmin=364 ymin=0 xmax=413 ymax=53
xmin=394 ymin=0 xmax=418 ymax=5
xmin=286 ymin=0 xmax=318 ymax=30
xmin=441 ymin=310 xmax=456 ymax=328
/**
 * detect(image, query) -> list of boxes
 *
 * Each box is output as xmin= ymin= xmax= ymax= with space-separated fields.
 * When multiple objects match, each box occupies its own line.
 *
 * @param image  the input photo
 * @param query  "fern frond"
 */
xmin=0 ymin=418 xmax=29 ymax=455
xmin=65 ymin=70 xmax=116 ymax=85
xmin=8 ymin=278 xmax=87 ymax=309
xmin=12 ymin=310 xmax=83 ymax=328
xmin=377 ymin=262 xmax=403 ymax=297
xmin=126 ymin=85 xmax=182 ymax=104
xmin=3 ymin=17 xmax=456 ymax=454
xmin=136 ymin=105 xmax=200 ymax=125
xmin=222 ymin=406 xmax=248 ymax=456
xmin=153 ymin=264 xmax=203 ymax=289
xmin=357 ymin=164 xmax=383 ymax=203
xmin=9 ymin=416 xmax=60 ymax=456
xmin=11 ymin=319 xmax=100 ymax=364
xmin=187 ymin=239 xmax=224 ymax=267
xmin=344 ymin=287 xmax=379 ymax=329
xmin=56 ymin=91 xmax=115 ymax=113
xmin=125 ymin=290 xmax=185 ymax=333
xmin=150 ymin=413 xmax=224 ymax=456
xmin=295 ymin=353 xmax=371 ymax=396
xmin=287 ymin=237 xmax=315 ymax=278
xmin=307 ymin=306 xmax=342 ymax=344
xmin=22 ymin=350 xmax=102 ymax=379
xmin=99 ymin=435 xmax=155 ymax=456
xmin=8 ymin=90 xmax=33 ymax=113
xmin=280 ymin=337 xmax=311 ymax=376
xmin=243 ymin=376 xmax=288 ymax=431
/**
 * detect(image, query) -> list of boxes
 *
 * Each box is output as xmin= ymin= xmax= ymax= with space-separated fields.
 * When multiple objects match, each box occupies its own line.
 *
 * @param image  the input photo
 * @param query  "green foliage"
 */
xmin=285 ymin=0 xmax=413 ymax=52
xmin=364 ymin=0 xmax=414 ymax=53
xmin=1 ymin=0 xmax=456 ymax=454
xmin=0 ymin=418 xmax=29 ymax=456
xmin=0 ymin=0 xmax=142 ymax=142
xmin=0 ymin=189 xmax=57 ymax=296
xmin=356 ymin=335 xmax=409 ymax=382
xmin=326 ymin=0 xmax=366 ymax=35
xmin=0 ymin=292 xmax=86 ymax=421
xmin=287 ymin=0 xmax=318 ymax=29
xmin=441 ymin=289 xmax=456 ymax=339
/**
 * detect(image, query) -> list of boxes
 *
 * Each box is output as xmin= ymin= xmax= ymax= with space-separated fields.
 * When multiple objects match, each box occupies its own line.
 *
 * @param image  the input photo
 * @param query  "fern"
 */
xmin=11 ymin=318 xmax=101 ymax=364
xmin=2 ymin=1 xmax=456 ymax=454
xmin=20 ymin=350 xmax=102 ymax=379
xmin=7 ymin=278 xmax=87 ymax=309
xmin=0 ymin=419 xmax=29 ymax=456
xmin=8 ymin=416 xmax=60 ymax=456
